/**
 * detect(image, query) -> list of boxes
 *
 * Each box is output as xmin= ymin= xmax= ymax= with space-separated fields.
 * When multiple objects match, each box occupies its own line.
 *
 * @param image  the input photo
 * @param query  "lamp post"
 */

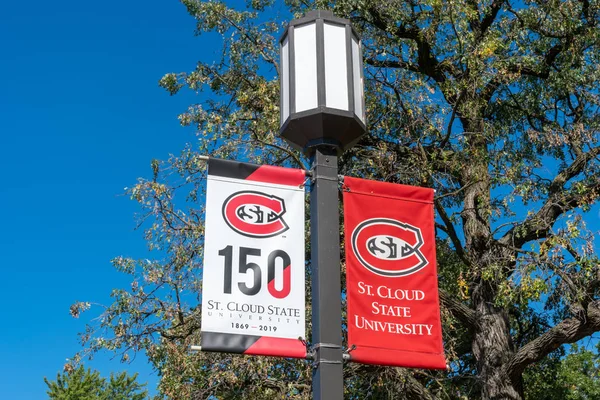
xmin=279 ymin=10 xmax=366 ymax=399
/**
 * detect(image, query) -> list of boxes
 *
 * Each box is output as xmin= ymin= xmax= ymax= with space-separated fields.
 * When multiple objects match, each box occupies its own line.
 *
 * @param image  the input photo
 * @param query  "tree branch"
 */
xmin=548 ymin=146 xmax=600 ymax=195
xmin=364 ymin=6 xmax=449 ymax=84
xmin=479 ymin=0 xmax=504 ymax=38
xmin=366 ymin=58 xmax=422 ymax=74
xmin=435 ymin=200 xmax=469 ymax=265
xmin=401 ymin=372 xmax=441 ymax=400
xmin=505 ymin=301 xmax=600 ymax=380
xmin=501 ymin=183 xmax=600 ymax=248
xmin=500 ymin=147 xmax=600 ymax=248
xmin=439 ymin=289 xmax=479 ymax=329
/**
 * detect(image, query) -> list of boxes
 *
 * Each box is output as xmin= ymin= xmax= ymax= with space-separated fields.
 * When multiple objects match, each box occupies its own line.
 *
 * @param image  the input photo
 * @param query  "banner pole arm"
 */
xmin=191 ymin=345 xmax=351 ymax=361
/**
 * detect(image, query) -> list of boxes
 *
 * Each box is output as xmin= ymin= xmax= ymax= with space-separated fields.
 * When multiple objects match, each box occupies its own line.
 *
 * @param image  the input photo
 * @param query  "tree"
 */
xmin=70 ymin=0 xmax=600 ymax=399
xmin=45 ymin=366 xmax=104 ymax=400
xmin=44 ymin=366 xmax=148 ymax=400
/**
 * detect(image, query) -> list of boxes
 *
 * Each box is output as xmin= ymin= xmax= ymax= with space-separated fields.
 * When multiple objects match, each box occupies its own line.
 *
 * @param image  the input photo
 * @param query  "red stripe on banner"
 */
xmin=342 ymin=175 xmax=433 ymax=203
xmin=245 ymin=164 xmax=305 ymax=187
xmin=350 ymin=347 xmax=446 ymax=369
xmin=268 ymin=264 xmax=292 ymax=299
xmin=343 ymin=176 xmax=446 ymax=369
xmin=244 ymin=336 xmax=307 ymax=358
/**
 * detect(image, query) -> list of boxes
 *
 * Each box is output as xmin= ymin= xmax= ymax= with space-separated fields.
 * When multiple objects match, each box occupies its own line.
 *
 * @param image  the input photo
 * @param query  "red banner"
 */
xmin=343 ymin=176 xmax=446 ymax=369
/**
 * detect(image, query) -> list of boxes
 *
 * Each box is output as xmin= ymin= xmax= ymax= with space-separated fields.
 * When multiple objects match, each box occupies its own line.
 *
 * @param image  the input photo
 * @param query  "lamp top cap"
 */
xmin=304 ymin=9 xmax=335 ymax=19
xmin=281 ymin=9 xmax=358 ymax=42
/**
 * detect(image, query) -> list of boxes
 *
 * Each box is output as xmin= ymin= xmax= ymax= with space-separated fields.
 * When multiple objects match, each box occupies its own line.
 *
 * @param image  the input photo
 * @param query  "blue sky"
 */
xmin=0 ymin=1 xmax=207 ymax=398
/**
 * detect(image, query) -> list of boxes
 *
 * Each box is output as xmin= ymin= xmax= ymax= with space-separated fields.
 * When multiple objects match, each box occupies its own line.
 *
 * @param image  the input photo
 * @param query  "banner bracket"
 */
xmin=310 ymin=342 xmax=345 ymax=369
xmin=312 ymin=359 xmax=343 ymax=369
xmin=311 ymin=342 xmax=341 ymax=351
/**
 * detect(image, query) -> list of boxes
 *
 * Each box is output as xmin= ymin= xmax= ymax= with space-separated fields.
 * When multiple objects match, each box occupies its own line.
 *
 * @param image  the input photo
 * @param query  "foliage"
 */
xmin=44 ymin=365 xmax=148 ymax=400
xmin=45 ymin=366 xmax=104 ymax=400
xmin=103 ymin=370 xmax=149 ymax=400
xmin=524 ymin=344 xmax=600 ymax=400
xmin=70 ymin=0 xmax=600 ymax=399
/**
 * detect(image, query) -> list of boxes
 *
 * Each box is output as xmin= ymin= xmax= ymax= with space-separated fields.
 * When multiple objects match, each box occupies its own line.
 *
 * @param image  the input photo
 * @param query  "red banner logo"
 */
xmin=222 ymin=191 xmax=288 ymax=238
xmin=352 ymin=218 xmax=428 ymax=277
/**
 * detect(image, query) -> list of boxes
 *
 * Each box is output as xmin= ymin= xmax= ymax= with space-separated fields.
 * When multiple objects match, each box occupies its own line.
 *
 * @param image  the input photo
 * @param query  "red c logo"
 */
xmin=351 ymin=218 xmax=428 ymax=277
xmin=222 ymin=191 xmax=289 ymax=238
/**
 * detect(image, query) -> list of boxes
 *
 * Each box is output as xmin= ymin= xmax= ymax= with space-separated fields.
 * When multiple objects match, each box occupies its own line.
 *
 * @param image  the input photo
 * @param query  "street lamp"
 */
xmin=279 ymin=10 xmax=366 ymax=155
xmin=279 ymin=10 xmax=366 ymax=400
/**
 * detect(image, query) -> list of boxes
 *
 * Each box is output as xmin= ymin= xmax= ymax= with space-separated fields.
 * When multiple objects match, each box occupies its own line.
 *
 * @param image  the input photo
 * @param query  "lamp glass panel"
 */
xmin=324 ymin=23 xmax=348 ymax=111
xmin=280 ymin=36 xmax=290 ymax=124
xmin=352 ymin=37 xmax=364 ymax=122
xmin=293 ymin=23 xmax=318 ymax=112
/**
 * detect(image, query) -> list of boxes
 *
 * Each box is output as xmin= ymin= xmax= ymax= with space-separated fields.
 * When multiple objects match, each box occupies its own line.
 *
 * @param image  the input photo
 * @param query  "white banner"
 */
xmin=200 ymin=158 xmax=306 ymax=358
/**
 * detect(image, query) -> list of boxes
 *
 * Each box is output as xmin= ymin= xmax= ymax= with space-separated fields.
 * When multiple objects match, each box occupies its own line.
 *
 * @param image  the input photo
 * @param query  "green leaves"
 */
xmin=103 ymin=371 xmax=148 ymax=400
xmin=44 ymin=366 xmax=147 ymax=400
xmin=525 ymin=344 xmax=600 ymax=400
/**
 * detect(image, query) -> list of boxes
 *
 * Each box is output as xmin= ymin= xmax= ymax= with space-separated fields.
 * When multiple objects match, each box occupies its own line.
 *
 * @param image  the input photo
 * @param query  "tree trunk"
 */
xmin=460 ymin=117 xmax=524 ymax=399
xmin=472 ymin=283 xmax=523 ymax=399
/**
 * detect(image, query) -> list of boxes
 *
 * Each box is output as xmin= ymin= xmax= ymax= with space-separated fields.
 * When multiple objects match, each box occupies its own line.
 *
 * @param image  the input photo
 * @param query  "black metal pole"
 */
xmin=310 ymin=146 xmax=343 ymax=399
